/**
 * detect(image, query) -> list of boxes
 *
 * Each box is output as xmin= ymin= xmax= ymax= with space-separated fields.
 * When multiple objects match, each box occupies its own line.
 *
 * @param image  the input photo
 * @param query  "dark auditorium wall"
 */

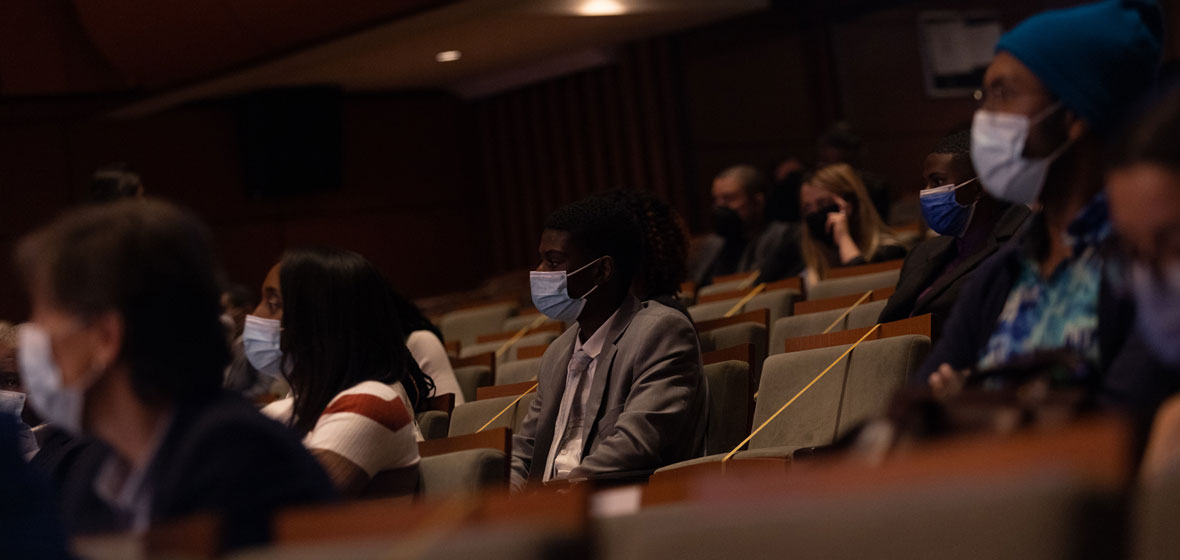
xmin=674 ymin=0 xmax=1078 ymax=222
xmin=2 ymin=0 xmax=1176 ymax=318
xmin=0 ymin=92 xmax=487 ymax=321
xmin=474 ymin=41 xmax=688 ymax=273
xmin=471 ymin=1 xmax=1089 ymax=273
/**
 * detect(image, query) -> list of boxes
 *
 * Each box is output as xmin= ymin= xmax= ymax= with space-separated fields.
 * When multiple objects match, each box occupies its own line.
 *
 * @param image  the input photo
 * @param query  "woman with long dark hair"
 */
xmin=388 ymin=287 xmax=465 ymax=405
xmin=248 ymin=246 xmax=434 ymax=497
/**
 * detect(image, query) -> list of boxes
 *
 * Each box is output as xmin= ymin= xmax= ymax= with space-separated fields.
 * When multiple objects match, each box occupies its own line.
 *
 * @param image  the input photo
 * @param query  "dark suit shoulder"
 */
xmin=152 ymin=393 xmax=335 ymax=548
xmin=906 ymin=235 xmax=956 ymax=264
xmin=994 ymin=203 xmax=1032 ymax=239
xmin=161 ymin=393 xmax=330 ymax=486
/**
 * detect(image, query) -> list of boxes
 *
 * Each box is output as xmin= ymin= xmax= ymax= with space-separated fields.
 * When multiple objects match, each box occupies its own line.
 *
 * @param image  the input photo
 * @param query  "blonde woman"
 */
xmin=799 ymin=163 xmax=906 ymax=284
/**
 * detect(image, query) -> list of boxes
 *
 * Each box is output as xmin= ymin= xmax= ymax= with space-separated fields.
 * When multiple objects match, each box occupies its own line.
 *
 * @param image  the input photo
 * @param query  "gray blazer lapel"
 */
xmin=577 ymin=295 xmax=642 ymax=456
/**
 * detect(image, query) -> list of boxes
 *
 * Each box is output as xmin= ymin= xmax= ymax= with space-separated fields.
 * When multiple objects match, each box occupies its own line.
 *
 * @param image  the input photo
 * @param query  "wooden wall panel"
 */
xmin=0 ymin=91 xmax=487 ymax=321
xmin=473 ymin=40 xmax=688 ymax=273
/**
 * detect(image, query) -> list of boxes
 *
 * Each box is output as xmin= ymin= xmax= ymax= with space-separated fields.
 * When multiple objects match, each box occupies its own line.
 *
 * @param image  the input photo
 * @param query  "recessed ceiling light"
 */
xmin=436 ymin=50 xmax=462 ymax=63
xmin=577 ymin=0 xmax=625 ymax=16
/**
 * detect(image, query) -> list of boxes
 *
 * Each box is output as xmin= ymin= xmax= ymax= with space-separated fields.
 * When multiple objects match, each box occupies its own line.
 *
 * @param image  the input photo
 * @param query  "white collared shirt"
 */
xmin=543 ymin=308 xmax=621 ymax=482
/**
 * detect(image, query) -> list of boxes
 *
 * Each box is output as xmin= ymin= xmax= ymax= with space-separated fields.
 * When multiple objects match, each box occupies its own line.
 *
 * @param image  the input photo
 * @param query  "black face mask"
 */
xmin=804 ymin=203 xmax=841 ymax=246
xmin=712 ymin=206 xmax=744 ymax=242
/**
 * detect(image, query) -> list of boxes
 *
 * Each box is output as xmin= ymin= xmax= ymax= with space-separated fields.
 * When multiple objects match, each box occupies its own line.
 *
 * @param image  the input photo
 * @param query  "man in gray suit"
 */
xmin=512 ymin=195 xmax=708 ymax=490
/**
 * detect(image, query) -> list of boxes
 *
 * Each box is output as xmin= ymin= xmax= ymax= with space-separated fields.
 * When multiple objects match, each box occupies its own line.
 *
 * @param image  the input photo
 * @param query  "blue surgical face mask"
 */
xmin=920 ymin=178 xmax=978 ymax=237
xmin=242 ymin=315 xmax=285 ymax=379
xmin=530 ymin=257 xmax=604 ymax=322
xmin=17 ymin=324 xmax=86 ymax=435
xmin=1130 ymin=262 xmax=1180 ymax=366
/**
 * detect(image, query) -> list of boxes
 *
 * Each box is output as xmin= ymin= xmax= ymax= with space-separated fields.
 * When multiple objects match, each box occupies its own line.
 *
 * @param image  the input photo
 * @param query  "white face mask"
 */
xmin=971 ymin=102 xmax=1072 ymax=205
xmin=242 ymin=315 xmax=284 ymax=379
xmin=17 ymin=325 xmax=86 ymax=435
xmin=529 ymin=257 xmax=603 ymax=322
xmin=0 ymin=390 xmax=26 ymax=418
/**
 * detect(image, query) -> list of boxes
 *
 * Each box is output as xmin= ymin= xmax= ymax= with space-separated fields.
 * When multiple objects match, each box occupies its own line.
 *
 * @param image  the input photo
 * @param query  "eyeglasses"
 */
xmin=973 ymin=84 xmax=1055 ymax=110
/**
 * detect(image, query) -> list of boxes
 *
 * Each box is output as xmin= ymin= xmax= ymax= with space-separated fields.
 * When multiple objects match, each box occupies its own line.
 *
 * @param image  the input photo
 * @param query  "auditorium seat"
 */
xmin=698 ymin=323 xmax=766 ymax=386
xmin=768 ymin=300 xmax=888 ymax=356
xmin=450 ymin=396 xmax=526 ymax=437
xmin=1135 ymin=468 xmax=1180 ymax=560
xmin=655 ymin=335 xmax=929 ymax=471
xmin=807 ymin=269 xmax=901 ymax=300
xmin=687 ymin=299 xmax=737 ymax=323
xmin=418 ymin=449 xmax=508 ymax=499
xmin=688 ymin=288 xmax=799 ymax=325
xmin=599 ymin=469 xmax=1095 ymax=560
xmin=696 ymin=274 xmax=759 ymax=298
xmin=249 ymin=524 xmax=577 ymax=560
xmin=497 ymin=357 xmax=542 ymax=386
xmin=744 ymin=288 xmax=801 ymax=325
xmin=751 ymin=334 xmax=929 ymax=450
xmin=459 ymin=332 xmax=559 ymax=364
xmin=502 ymin=313 xmax=562 ymax=333
xmin=438 ymin=301 xmax=518 ymax=346
xmin=452 ymin=364 xmax=493 ymax=404
xmin=702 ymin=359 xmax=752 ymax=455
xmin=417 ymin=410 xmax=450 ymax=440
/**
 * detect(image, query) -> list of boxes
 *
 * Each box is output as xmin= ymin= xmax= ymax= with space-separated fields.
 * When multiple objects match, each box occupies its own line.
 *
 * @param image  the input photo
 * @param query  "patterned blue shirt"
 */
xmin=977 ymin=195 xmax=1110 ymax=373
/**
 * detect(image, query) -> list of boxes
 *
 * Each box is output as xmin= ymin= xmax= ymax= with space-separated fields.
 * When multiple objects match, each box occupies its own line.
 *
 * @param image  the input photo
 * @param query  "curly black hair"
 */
xmin=602 ymin=189 xmax=689 ymax=300
xmin=545 ymin=194 xmax=642 ymax=289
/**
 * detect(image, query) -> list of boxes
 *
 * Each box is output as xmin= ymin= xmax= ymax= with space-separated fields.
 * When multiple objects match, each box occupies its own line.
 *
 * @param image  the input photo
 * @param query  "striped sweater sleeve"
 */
xmin=303 ymin=381 xmax=421 ymax=477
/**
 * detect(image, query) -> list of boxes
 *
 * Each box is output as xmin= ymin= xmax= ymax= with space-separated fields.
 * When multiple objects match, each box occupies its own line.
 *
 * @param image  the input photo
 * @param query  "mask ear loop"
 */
xmin=955 ymin=177 xmax=983 ymax=207
xmin=1028 ymin=101 xmax=1065 ymax=127
xmin=567 ymin=256 xmax=606 ymax=300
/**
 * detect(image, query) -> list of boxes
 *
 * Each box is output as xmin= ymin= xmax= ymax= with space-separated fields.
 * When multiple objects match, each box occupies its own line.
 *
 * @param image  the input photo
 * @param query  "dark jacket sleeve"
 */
xmin=510 ymin=377 xmax=545 ymax=490
xmin=878 ymin=242 xmax=930 ymax=324
xmin=153 ymin=399 xmax=336 ymax=550
xmin=0 ymin=414 xmax=71 ymax=559
xmin=911 ymin=246 xmax=1017 ymax=384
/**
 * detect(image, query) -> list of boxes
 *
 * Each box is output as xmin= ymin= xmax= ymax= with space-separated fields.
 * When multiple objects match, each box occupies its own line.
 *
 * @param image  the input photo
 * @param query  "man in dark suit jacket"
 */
xmin=879 ymin=130 xmax=1030 ymax=335
xmin=512 ymin=196 xmax=708 ymax=490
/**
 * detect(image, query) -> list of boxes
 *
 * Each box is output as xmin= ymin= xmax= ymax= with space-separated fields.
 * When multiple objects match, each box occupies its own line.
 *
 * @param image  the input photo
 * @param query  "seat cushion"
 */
xmin=418 ymin=449 xmax=507 ymax=498
xmin=416 ymin=410 xmax=450 ymax=440
xmin=751 ymin=335 xmax=930 ymax=450
xmin=449 ymin=396 xmax=520 ymax=437
xmin=452 ymin=365 xmax=492 ymax=404
xmin=807 ymin=270 xmax=900 ymax=300
xmin=496 ymin=358 xmax=542 ymax=386
xmin=701 ymin=360 xmax=751 ymax=456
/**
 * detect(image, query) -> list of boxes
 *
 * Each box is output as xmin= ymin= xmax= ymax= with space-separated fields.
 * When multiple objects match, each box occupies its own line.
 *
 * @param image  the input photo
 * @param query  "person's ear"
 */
xmin=1064 ymin=109 xmax=1088 ymax=142
xmin=596 ymin=256 xmax=615 ymax=287
xmin=87 ymin=311 xmax=124 ymax=373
